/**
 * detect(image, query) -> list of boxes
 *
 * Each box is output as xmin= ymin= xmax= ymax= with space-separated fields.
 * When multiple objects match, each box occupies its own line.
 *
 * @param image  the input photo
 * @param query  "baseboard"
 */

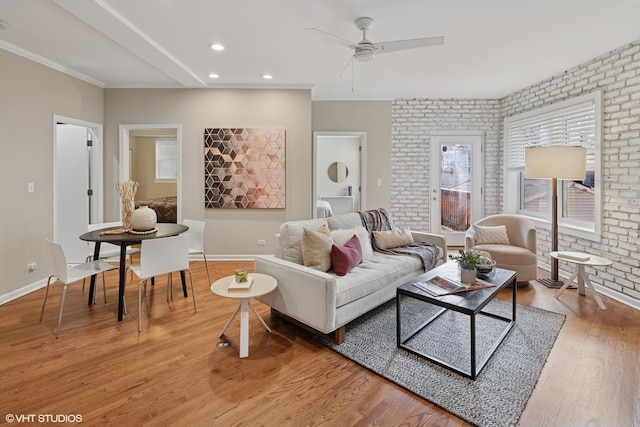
xmin=0 ymin=277 xmax=49 ymax=306
xmin=190 ymin=254 xmax=262 ymax=261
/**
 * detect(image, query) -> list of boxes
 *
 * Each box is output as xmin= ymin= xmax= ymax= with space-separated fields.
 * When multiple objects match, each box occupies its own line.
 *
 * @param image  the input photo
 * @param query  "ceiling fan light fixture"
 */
xmin=355 ymin=45 xmax=375 ymax=62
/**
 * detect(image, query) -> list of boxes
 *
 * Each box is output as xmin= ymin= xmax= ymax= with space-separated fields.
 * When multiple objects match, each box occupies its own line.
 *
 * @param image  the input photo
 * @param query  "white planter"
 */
xmin=460 ymin=268 xmax=476 ymax=284
xmin=130 ymin=205 xmax=157 ymax=231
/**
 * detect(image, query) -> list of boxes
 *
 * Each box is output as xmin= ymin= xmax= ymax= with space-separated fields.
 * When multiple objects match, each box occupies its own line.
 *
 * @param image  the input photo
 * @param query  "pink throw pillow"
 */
xmin=331 ymin=235 xmax=363 ymax=276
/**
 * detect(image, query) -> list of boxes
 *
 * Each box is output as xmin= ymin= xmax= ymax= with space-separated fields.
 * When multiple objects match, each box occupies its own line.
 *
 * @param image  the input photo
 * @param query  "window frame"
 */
xmin=503 ymin=91 xmax=602 ymax=242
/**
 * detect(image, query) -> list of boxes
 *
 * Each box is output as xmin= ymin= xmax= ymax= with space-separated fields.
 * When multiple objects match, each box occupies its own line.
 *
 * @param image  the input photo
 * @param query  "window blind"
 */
xmin=506 ymin=100 xmax=596 ymax=171
xmin=156 ymin=138 xmax=178 ymax=180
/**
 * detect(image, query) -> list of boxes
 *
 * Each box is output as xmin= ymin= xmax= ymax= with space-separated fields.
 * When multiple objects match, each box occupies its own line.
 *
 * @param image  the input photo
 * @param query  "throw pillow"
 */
xmin=473 ymin=224 xmax=511 ymax=245
xmin=330 ymin=226 xmax=374 ymax=260
xmin=331 ymin=234 xmax=363 ymax=276
xmin=301 ymin=224 xmax=332 ymax=272
xmin=372 ymin=228 xmax=414 ymax=250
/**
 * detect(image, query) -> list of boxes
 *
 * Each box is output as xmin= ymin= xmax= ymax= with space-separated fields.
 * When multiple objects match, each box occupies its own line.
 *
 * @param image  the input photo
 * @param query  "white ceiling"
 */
xmin=1 ymin=0 xmax=640 ymax=100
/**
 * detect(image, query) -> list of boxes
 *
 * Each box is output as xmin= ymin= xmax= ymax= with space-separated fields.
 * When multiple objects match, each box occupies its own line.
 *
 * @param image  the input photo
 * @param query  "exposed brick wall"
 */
xmin=390 ymin=99 xmax=502 ymax=229
xmin=392 ymin=40 xmax=640 ymax=304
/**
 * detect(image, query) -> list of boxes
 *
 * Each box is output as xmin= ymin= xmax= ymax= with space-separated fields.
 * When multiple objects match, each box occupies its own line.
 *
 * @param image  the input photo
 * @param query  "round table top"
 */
xmin=550 ymin=251 xmax=613 ymax=266
xmin=79 ymin=223 xmax=188 ymax=244
xmin=210 ymin=273 xmax=277 ymax=299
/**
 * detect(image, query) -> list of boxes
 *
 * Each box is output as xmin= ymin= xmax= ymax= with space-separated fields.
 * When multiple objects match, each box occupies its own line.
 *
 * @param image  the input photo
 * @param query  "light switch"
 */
xmin=27 ymin=182 xmax=35 ymax=193
xmin=376 ymin=179 xmax=382 ymax=186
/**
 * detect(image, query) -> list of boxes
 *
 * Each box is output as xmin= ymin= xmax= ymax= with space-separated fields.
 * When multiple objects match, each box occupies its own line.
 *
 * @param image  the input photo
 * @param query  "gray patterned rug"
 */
xmin=321 ymin=298 xmax=565 ymax=427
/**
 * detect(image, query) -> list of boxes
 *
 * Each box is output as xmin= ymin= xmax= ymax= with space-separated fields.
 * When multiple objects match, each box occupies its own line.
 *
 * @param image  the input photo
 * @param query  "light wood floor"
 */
xmin=1 ymin=260 xmax=639 ymax=426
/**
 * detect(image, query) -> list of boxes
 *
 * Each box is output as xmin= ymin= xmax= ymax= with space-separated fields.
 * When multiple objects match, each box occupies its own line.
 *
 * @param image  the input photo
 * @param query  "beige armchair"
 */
xmin=465 ymin=214 xmax=537 ymax=286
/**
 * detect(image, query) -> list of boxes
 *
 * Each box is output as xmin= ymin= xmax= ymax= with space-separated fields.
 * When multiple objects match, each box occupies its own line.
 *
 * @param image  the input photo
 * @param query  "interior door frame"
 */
xmin=119 ymin=124 xmax=182 ymax=223
xmin=430 ymin=131 xmax=484 ymax=247
xmin=52 ymin=115 xmax=104 ymax=243
xmin=312 ymin=131 xmax=366 ymax=218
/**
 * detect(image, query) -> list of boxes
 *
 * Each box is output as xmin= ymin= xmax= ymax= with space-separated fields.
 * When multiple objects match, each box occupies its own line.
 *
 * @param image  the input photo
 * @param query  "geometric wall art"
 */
xmin=204 ymin=128 xmax=285 ymax=208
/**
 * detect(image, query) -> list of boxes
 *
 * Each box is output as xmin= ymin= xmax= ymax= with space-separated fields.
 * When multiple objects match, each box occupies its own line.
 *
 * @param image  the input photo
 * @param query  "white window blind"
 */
xmin=506 ymin=100 xmax=596 ymax=171
xmin=503 ymin=91 xmax=602 ymax=237
xmin=155 ymin=138 xmax=177 ymax=180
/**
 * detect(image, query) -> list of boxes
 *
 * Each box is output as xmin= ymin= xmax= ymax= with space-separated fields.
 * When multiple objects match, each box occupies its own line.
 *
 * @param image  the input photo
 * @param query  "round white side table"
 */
xmin=550 ymin=251 xmax=611 ymax=310
xmin=211 ymin=273 xmax=277 ymax=358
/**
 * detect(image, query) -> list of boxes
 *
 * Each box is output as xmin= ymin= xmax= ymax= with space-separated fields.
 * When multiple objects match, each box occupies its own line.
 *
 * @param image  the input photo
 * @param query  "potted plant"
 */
xmin=449 ymin=249 xmax=480 ymax=284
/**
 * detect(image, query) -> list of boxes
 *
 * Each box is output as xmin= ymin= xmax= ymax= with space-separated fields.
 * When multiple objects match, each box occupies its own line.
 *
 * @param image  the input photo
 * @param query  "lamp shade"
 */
xmin=525 ymin=146 xmax=587 ymax=180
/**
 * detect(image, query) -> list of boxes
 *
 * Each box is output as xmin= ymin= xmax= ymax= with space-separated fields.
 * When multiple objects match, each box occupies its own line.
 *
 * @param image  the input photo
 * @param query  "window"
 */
xmin=155 ymin=138 xmax=178 ymax=181
xmin=504 ymin=91 xmax=602 ymax=237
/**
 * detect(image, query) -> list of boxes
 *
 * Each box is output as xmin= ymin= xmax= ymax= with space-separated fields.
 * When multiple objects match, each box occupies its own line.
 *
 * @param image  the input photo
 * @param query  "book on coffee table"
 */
xmin=413 ymin=275 xmax=493 ymax=296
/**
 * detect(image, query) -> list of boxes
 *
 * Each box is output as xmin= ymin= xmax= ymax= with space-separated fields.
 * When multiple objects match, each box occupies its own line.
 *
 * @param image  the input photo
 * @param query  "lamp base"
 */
xmin=537 ymin=278 xmax=576 ymax=289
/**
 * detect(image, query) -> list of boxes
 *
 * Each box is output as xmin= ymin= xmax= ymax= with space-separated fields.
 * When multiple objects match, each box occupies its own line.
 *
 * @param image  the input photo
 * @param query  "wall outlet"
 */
xmin=257 ymin=239 xmax=266 ymax=246
xmin=27 ymin=262 xmax=37 ymax=272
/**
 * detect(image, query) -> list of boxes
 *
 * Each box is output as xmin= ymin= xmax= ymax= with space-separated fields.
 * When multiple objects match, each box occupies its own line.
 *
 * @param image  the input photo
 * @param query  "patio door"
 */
xmin=429 ymin=132 xmax=483 ymax=247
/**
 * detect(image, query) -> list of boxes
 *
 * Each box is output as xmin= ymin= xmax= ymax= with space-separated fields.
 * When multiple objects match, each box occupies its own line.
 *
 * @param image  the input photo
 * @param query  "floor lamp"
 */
xmin=525 ymin=145 xmax=587 ymax=288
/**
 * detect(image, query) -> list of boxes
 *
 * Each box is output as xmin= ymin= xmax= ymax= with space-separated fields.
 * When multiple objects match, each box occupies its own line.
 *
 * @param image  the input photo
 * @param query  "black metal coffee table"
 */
xmin=396 ymin=261 xmax=516 ymax=380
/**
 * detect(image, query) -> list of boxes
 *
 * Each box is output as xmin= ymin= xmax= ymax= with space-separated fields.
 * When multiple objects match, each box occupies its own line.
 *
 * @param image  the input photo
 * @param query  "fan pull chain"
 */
xmin=351 ymin=57 xmax=355 ymax=93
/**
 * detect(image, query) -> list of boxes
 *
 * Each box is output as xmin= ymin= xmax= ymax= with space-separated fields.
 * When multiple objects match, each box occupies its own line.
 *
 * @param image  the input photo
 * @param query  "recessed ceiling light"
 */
xmin=209 ymin=43 xmax=225 ymax=51
xmin=208 ymin=73 xmax=219 ymax=79
xmin=262 ymin=74 xmax=273 ymax=80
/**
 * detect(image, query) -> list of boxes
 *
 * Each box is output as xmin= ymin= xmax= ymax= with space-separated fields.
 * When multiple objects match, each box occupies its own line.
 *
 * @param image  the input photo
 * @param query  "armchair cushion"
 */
xmin=473 ymin=225 xmax=510 ymax=245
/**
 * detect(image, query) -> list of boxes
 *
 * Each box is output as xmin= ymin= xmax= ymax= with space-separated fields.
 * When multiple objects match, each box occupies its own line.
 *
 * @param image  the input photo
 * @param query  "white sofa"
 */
xmin=254 ymin=212 xmax=447 ymax=343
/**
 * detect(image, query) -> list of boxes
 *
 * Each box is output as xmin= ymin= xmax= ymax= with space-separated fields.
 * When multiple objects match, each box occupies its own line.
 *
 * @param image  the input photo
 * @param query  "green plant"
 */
xmin=448 ymin=249 xmax=480 ymax=270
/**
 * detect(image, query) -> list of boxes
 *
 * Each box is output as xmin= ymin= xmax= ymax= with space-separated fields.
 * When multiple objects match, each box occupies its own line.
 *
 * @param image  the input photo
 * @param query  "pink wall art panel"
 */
xmin=204 ymin=128 xmax=285 ymax=209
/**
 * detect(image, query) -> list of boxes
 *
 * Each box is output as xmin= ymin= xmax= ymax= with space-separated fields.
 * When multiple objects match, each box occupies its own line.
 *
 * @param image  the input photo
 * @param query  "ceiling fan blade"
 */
xmin=374 ymin=36 xmax=444 ymax=54
xmin=305 ymin=27 xmax=355 ymax=49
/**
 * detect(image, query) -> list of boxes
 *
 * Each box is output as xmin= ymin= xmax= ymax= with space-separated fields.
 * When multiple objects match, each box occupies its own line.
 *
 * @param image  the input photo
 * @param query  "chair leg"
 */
xmin=102 ymin=272 xmax=107 ymax=304
xmin=186 ymin=270 xmax=198 ymax=312
xmin=202 ymin=253 xmax=212 ymax=285
xmin=39 ymin=277 xmax=54 ymax=323
xmin=138 ymin=280 xmax=144 ymax=333
xmin=82 ymin=255 xmax=93 ymax=293
xmin=55 ymin=283 xmax=69 ymax=339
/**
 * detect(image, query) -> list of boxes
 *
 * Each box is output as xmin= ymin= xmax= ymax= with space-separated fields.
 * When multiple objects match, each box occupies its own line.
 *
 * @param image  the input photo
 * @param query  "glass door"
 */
xmin=430 ymin=133 xmax=483 ymax=247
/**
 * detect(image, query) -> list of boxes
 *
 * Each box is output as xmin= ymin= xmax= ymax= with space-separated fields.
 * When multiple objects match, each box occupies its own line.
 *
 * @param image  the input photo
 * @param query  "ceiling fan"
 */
xmin=308 ymin=17 xmax=444 ymax=77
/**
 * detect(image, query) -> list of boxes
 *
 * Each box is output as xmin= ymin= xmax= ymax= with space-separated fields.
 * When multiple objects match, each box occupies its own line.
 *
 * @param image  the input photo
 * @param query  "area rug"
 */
xmin=320 ymin=298 xmax=565 ymax=427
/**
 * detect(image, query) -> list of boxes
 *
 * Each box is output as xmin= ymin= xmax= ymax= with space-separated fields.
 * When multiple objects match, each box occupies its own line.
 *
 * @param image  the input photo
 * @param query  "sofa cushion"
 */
xmin=301 ymin=224 xmax=332 ymax=272
xmin=280 ymin=218 xmax=328 ymax=264
xmin=372 ymin=228 xmax=414 ymax=249
xmin=331 ymin=235 xmax=363 ymax=276
xmin=334 ymin=252 xmax=421 ymax=307
xmin=473 ymin=225 xmax=510 ymax=245
xmin=327 ymin=212 xmax=362 ymax=230
xmin=330 ymin=226 xmax=373 ymax=260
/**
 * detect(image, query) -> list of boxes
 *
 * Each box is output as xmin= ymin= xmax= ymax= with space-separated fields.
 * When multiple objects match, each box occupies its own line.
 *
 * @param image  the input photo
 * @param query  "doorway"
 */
xmin=313 ymin=132 xmax=366 ymax=218
xmin=53 ymin=116 xmax=103 ymax=263
xmin=119 ymin=124 xmax=182 ymax=223
xmin=429 ymin=132 xmax=483 ymax=247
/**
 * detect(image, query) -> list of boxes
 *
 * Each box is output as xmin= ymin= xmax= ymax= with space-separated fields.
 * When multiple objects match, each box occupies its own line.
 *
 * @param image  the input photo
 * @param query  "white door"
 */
xmin=54 ymin=120 xmax=102 ymax=263
xmin=313 ymin=132 xmax=366 ymax=218
xmin=430 ymin=132 xmax=483 ymax=247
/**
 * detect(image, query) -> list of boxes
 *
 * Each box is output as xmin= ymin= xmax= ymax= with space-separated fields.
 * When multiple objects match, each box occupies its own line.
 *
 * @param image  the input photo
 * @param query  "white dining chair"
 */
xmin=127 ymin=233 xmax=197 ymax=332
xmin=183 ymin=219 xmax=211 ymax=285
xmin=40 ymin=240 xmax=117 ymax=338
xmin=83 ymin=221 xmax=140 ymax=302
